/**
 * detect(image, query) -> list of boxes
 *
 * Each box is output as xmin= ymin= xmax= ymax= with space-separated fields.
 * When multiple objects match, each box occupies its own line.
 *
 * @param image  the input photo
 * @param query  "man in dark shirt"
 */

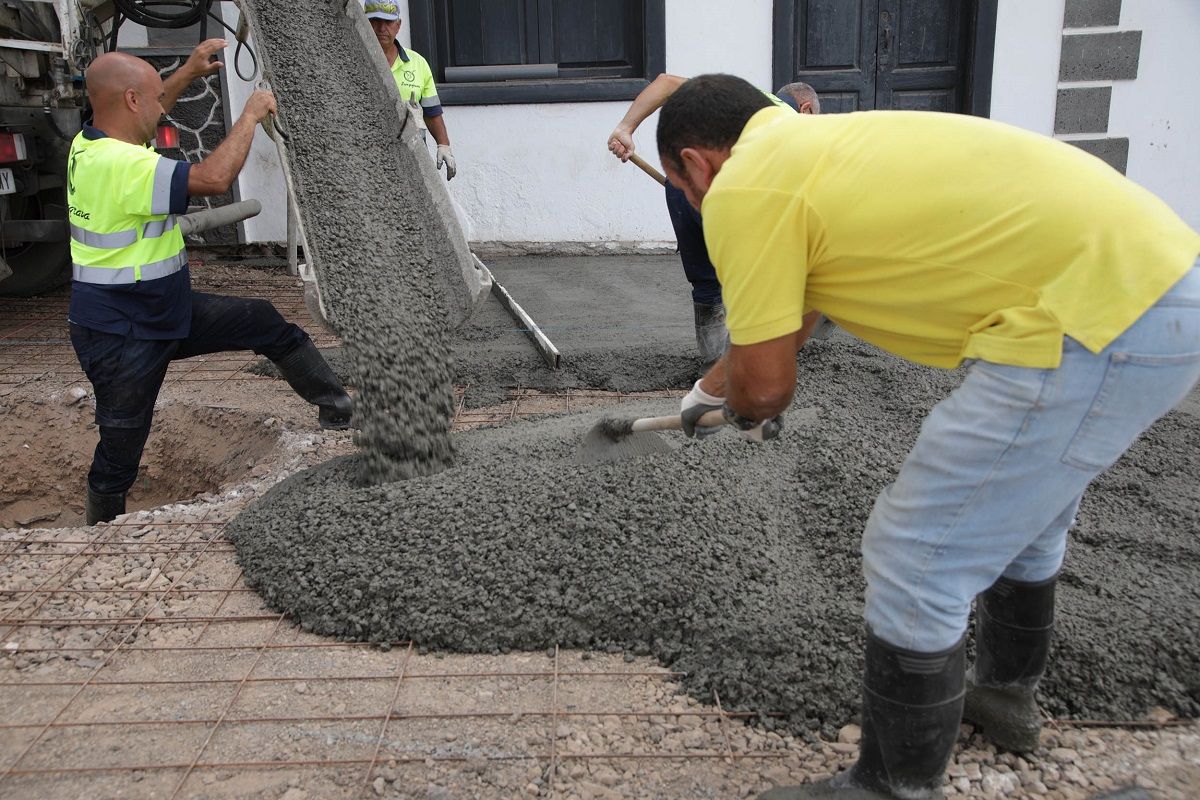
xmin=69 ymin=43 xmax=352 ymax=525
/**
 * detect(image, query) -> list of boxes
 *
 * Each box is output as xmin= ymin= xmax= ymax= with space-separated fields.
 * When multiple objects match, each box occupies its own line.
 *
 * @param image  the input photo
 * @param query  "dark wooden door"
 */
xmin=773 ymin=0 xmax=980 ymax=113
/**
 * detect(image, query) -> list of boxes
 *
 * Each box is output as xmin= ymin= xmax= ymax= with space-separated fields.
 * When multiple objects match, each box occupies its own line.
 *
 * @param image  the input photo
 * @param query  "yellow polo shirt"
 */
xmin=703 ymin=108 xmax=1200 ymax=368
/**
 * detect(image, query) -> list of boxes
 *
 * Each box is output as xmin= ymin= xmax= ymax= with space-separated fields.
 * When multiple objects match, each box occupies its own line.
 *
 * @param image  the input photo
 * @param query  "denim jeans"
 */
xmin=71 ymin=291 xmax=310 ymax=496
xmin=664 ymin=180 xmax=722 ymax=305
xmin=863 ymin=264 xmax=1200 ymax=653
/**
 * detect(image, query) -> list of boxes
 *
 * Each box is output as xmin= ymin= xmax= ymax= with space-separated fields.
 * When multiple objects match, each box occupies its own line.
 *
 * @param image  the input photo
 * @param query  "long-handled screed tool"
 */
xmin=578 ymin=409 xmax=726 ymax=464
xmin=628 ymin=153 xmax=666 ymax=186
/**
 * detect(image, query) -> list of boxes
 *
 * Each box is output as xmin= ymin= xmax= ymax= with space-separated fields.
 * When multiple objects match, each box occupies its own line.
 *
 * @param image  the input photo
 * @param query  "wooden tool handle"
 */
xmin=629 ymin=153 xmax=667 ymax=186
xmin=628 ymin=409 xmax=725 ymax=433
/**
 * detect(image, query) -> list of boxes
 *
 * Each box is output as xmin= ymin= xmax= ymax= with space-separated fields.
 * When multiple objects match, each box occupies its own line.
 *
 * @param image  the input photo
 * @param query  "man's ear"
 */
xmin=123 ymin=88 xmax=139 ymax=114
xmin=800 ymin=101 xmax=814 ymax=115
xmin=679 ymin=146 xmax=716 ymax=192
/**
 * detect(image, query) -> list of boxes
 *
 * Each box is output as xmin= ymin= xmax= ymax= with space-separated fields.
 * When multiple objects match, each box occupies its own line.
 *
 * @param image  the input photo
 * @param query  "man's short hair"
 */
xmin=656 ymin=74 xmax=774 ymax=171
xmin=777 ymin=81 xmax=820 ymax=114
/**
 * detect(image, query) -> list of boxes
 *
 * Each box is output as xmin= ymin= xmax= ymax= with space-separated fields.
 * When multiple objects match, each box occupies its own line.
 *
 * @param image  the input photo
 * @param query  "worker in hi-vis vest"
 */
xmin=364 ymin=0 xmax=456 ymax=181
xmin=68 ymin=43 xmax=352 ymax=526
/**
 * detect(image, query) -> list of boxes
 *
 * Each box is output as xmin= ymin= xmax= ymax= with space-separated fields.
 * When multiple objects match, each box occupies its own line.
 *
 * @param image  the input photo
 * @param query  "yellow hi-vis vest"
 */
xmin=67 ymin=133 xmax=186 ymax=285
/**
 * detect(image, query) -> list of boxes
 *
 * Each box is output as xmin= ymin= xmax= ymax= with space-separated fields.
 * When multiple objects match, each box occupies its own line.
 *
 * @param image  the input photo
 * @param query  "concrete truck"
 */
xmin=0 ymin=0 xmax=108 ymax=294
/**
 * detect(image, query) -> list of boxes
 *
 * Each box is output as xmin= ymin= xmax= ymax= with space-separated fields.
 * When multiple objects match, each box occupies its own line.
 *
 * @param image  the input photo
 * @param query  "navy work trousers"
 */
xmin=664 ymin=180 xmax=722 ymax=306
xmin=70 ymin=291 xmax=310 ymax=496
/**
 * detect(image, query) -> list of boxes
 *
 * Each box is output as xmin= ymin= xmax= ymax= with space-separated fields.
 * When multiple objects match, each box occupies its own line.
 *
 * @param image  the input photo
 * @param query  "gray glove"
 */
xmin=681 ymin=380 xmax=725 ymax=439
xmin=436 ymin=144 xmax=456 ymax=181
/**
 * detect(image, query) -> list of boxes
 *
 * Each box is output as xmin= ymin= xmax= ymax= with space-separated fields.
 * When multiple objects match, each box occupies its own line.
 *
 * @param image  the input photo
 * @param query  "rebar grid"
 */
xmin=1 ymin=273 xmax=772 ymax=796
xmin=0 ymin=510 xmax=793 ymax=798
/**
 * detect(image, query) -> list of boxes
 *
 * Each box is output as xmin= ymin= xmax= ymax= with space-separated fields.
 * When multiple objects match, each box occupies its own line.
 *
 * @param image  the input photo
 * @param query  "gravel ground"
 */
xmin=0 ymin=371 xmax=1196 ymax=797
xmin=228 ymin=338 xmax=1200 ymax=752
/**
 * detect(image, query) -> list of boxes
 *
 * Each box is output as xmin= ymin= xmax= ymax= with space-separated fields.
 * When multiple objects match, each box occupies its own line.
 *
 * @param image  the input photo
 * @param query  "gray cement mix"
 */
xmin=228 ymin=338 xmax=1200 ymax=738
xmin=249 ymin=255 xmax=709 ymax=407
xmin=245 ymin=0 xmax=460 ymax=485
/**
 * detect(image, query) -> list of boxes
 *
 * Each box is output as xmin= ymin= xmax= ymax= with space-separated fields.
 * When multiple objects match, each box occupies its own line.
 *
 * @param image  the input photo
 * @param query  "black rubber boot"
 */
xmin=760 ymin=632 xmax=965 ymax=799
xmin=693 ymin=302 xmax=730 ymax=368
xmin=272 ymin=341 xmax=353 ymax=430
xmin=86 ymin=488 xmax=126 ymax=525
xmin=964 ymin=574 xmax=1056 ymax=753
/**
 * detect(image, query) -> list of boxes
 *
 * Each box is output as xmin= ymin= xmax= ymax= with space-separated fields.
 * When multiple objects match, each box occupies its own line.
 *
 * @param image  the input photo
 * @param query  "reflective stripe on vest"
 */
xmin=67 ymin=132 xmax=187 ymax=283
xmin=72 ymin=250 xmax=187 ymax=285
xmin=142 ymin=215 xmax=177 ymax=239
xmin=70 ymin=223 xmax=138 ymax=249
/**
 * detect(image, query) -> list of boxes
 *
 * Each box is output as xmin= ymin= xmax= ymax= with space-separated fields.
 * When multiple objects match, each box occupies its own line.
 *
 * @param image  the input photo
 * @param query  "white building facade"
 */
xmin=214 ymin=0 xmax=1198 ymax=246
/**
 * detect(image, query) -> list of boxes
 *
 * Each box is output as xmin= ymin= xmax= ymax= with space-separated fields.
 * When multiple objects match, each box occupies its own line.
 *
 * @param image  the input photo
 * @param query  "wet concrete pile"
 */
xmin=229 ymin=340 xmax=1200 ymax=736
xmin=245 ymin=0 xmax=458 ymax=484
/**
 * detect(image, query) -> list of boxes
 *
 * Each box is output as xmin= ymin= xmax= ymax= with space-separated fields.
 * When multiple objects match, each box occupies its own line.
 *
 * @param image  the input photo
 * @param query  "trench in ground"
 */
xmin=0 ymin=398 xmax=280 ymax=528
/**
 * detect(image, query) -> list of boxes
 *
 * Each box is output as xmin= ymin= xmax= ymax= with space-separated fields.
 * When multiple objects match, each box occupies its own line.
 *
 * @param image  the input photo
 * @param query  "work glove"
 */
xmin=436 ymin=145 xmax=457 ymax=181
xmin=680 ymin=380 xmax=725 ymax=439
xmin=722 ymin=404 xmax=784 ymax=443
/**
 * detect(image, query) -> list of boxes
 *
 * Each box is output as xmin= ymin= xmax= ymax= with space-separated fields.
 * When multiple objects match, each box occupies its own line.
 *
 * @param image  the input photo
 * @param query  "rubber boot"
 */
xmin=693 ymin=302 xmax=730 ymax=368
xmin=86 ymin=488 xmax=126 ymax=525
xmin=760 ymin=632 xmax=965 ymax=799
xmin=964 ymin=574 xmax=1056 ymax=753
xmin=272 ymin=341 xmax=353 ymax=430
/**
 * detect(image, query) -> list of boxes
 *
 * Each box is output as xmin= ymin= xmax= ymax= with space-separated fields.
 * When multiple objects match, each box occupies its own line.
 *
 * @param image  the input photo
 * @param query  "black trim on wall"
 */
xmin=408 ymin=1 xmax=666 ymax=106
xmin=770 ymin=1 xmax=797 ymax=99
xmin=970 ymin=0 xmax=998 ymax=117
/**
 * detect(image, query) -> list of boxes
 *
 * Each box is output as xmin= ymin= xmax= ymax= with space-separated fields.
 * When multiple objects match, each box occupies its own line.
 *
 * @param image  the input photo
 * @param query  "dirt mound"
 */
xmin=0 ymin=396 xmax=280 ymax=528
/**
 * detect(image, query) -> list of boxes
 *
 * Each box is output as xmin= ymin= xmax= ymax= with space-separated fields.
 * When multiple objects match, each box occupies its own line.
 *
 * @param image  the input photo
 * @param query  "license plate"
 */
xmin=0 ymin=168 xmax=14 ymax=195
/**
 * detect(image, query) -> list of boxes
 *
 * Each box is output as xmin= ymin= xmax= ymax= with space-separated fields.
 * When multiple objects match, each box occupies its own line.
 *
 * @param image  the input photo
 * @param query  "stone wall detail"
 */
xmin=1056 ymin=0 xmax=1138 ymax=174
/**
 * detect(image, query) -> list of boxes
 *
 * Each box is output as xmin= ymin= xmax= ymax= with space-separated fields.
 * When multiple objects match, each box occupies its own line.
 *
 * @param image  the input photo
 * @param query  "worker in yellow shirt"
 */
xmin=657 ymin=75 xmax=1200 ymax=800
xmin=364 ymin=0 xmax=455 ymax=181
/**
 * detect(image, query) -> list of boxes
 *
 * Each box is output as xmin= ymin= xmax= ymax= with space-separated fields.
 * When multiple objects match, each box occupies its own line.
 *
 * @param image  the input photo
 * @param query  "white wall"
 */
xmin=219 ymin=2 xmax=291 ymax=243
xmin=444 ymin=0 xmax=774 ymax=245
xmin=225 ymin=0 xmax=1199 ymax=243
xmin=1107 ymin=0 xmax=1200 ymax=229
xmin=988 ymin=0 xmax=1064 ymax=135
xmin=225 ymin=0 xmax=774 ymax=244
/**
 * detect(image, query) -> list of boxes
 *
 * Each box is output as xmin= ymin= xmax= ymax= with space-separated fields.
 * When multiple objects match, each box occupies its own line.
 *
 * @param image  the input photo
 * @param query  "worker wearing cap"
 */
xmin=657 ymin=75 xmax=1200 ymax=800
xmin=608 ymin=74 xmax=819 ymax=368
xmin=68 ymin=44 xmax=352 ymax=526
xmin=364 ymin=0 xmax=455 ymax=181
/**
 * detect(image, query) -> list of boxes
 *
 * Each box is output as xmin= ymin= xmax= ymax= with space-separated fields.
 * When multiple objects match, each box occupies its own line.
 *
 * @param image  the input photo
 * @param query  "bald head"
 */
xmin=778 ymin=82 xmax=820 ymax=115
xmin=86 ymin=52 xmax=158 ymax=105
xmin=86 ymin=52 xmax=164 ymax=144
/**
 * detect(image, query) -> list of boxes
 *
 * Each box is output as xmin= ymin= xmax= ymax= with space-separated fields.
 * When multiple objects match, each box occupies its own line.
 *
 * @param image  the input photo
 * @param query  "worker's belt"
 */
xmin=71 ymin=250 xmax=187 ymax=285
xmin=70 ymin=216 xmax=177 ymax=249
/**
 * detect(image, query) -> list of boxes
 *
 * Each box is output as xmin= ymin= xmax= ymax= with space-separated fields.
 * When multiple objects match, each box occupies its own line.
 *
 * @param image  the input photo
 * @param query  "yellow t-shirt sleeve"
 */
xmin=703 ymin=187 xmax=810 ymax=346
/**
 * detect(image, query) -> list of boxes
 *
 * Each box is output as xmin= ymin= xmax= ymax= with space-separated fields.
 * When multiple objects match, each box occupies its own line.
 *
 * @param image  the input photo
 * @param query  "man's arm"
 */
xmin=607 ymin=73 xmax=688 ymax=162
xmin=161 ymin=39 xmax=226 ymax=115
xmin=700 ymin=311 xmax=822 ymax=418
xmin=426 ymin=113 xmax=450 ymax=147
xmin=188 ymin=90 xmax=275 ymax=196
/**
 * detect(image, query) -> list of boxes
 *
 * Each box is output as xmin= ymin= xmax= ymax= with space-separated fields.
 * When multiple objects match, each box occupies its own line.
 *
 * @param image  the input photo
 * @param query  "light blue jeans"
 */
xmin=863 ymin=264 xmax=1200 ymax=653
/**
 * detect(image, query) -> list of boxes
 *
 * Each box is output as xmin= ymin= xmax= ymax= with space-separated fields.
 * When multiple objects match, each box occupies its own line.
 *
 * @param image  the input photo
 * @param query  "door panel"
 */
xmin=876 ymin=0 xmax=964 ymax=110
xmin=775 ymin=0 xmax=974 ymax=113
xmin=783 ymin=0 xmax=877 ymax=111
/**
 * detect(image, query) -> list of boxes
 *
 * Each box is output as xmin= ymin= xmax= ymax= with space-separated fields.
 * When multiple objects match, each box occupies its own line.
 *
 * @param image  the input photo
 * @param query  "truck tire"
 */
xmin=0 ymin=186 xmax=71 ymax=297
